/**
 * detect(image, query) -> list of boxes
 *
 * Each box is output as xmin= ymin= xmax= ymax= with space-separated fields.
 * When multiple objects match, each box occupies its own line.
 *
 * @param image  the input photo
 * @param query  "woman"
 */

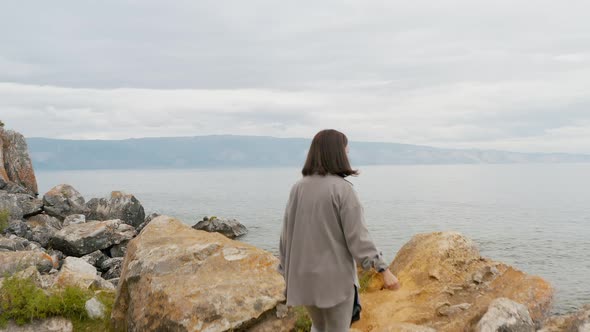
xmin=278 ymin=129 xmax=399 ymax=332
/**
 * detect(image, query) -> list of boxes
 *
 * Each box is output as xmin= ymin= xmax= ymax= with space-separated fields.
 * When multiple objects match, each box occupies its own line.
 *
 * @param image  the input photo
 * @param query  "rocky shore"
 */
xmin=1 ymin=126 xmax=588 ymax=332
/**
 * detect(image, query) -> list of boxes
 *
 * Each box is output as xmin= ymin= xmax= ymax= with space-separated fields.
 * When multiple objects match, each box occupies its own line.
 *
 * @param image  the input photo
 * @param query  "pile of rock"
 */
xmin=0 ymin=128 xmax=157 ymax=291
xmin=1 ymin=185 xmax=156 ymax=288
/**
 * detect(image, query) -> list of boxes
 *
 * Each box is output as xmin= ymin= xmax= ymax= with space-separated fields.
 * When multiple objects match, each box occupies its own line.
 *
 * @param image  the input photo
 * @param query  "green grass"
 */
xmin=0 ymin=275 xmax=115 ymax=331
xmin=294 ymin=306 xmax=312 ymax=332
xmin=0 ymin=209 xmax=9 ymax=233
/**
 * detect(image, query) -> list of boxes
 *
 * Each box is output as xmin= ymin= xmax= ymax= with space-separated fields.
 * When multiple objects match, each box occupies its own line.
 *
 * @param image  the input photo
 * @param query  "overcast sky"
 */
xmin=1 ymin=0 xmax=589 ymax=153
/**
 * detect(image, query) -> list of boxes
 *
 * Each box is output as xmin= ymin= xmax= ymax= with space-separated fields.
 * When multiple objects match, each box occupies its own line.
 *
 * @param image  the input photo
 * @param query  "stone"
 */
xmin=350 ymin=232 xmax=554 ymax=332
xmin=0 ymin=235 xmax=27 ymax=251
xmin=475 ymin=298 xmax=535 ymax=332
xmin=539 ymin=305 xmax=590 ymax=332
xmin=0 ymin=250 xmax=55 ymax=275
xmin=192 ymin=216 xmax=248 ymax=238
xmin=0 ymin=128 xmax=38 ymax=196
xmin=111 ymin=215 xmax=286 ymax=332
xmin=0 ymin=317 xmax=73 ymax=332
xmin=25 ymin=214 xmax=62 ymax=247
xmin=109 ymin=241 xmax=128 ymax=258
xmin=136 ymin=212 xmax=160 ymax=233
xmin=85 ymin=297 xmax=106 ymax=319
xmin=62 ymin=214 xmax=86 ymax=227
xmin=54 ymin=257 xmax=115 ymax=290
xmin=107 ymin=278 xmax=120 ymax=287
xmin=103 ymin=263 xmax=122 ymax=280
xmin=0 ymin=177 xmax=30 ymax=195
xmin=100 ymin=257 xmax=123 ymax=271
xmin=42 ymin=184 xmax=87 ymax=220
xmin=438 ymin=302 xmax=472 ymax=316
xmin=48 ymin=219 xmax=136 ymax=256
xmin=46 ymin=249 xmax=65 ymax=269
xmin=81 ymin=250 xmax=109 ymax=268
xmin=0 ymin=192 xmax=43 ymax=220
xmin=3 ymin=219 xmax=29 ymax=237
xmin=86 ymin=191 xmax=145 ymax=228
xmin=101 ymin=257 xmax=123 ymax=279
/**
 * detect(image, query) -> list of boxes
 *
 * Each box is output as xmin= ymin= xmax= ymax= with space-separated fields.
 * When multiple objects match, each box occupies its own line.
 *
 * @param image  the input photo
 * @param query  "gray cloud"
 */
xmin=1 ymin=1 xmax=590 ymax=153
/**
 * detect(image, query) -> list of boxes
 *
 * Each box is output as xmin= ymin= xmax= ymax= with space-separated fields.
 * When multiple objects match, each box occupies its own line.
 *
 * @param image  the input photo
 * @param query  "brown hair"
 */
xmin=302 ymin=129 xmax=359 ymax=177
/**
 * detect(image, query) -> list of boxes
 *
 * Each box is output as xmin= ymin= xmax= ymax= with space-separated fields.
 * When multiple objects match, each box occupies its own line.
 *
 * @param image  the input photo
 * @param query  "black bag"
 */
xmin=351 ymin=285 xmax=362 ymax=325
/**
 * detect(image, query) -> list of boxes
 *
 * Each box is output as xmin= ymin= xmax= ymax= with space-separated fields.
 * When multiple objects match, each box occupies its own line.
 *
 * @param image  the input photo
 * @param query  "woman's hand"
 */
xmin=380 ymin=269 xmax=400 ymax=290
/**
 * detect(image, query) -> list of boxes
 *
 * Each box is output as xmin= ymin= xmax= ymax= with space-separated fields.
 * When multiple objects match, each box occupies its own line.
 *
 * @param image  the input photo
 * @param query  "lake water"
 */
xmin=36 ymin=164 xmax=590 ymax=314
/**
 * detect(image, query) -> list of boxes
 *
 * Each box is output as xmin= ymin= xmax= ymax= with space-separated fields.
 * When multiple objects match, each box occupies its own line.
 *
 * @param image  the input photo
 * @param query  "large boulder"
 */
xmin=42 ymin=184 xmax=87 ymax=220
xmin=48 ymin=219 xmax=136 ymax=257
xmin=192 ymin=216 xmax=248 ymax=239
xmin=111 ymin=215 xmax=287 ymax=332
xmin=86 ymin=191 xmax=145 ymax=228
xmin=25 ymin=214 xmax=62 ymax=247
xmin=0 ymin=128 xmax=38 ymax=196
xmin=0 ymin=192 xmax=43 ymax=220
xmin=351 ymin=232 xmax=554 ymax=332
xmin=54 ymin=257 xmax=114 ymax=290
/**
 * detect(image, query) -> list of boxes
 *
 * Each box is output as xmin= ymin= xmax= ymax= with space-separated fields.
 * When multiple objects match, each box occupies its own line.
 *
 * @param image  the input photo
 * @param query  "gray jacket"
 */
xmin=279 ymin=174 xmax=388 ymax=308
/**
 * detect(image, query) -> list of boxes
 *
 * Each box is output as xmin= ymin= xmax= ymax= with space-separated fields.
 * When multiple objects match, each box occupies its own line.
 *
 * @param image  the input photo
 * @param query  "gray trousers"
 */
xmin=305 ymin=289 xmax=354 ymax=332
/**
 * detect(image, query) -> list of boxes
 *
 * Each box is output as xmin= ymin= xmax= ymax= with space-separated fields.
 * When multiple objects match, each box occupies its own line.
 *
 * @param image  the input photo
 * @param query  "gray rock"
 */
xmin=100 ymin=257 xmax=123 ymax=271
xmin=48 ymin=219 xmax=137 ymax=256
xmin=0 ymin=235 xmax=26 ymax=251
xmin=192 ymin=216 xmax=248 ymax=238
xmin=0 ymin=251 xmax=55 ymax=275
xmin=103 ymin=264 xmax=122 ymax=280
xmin=0 ymin=192 xmax=43 ymax=220
xmin=3 ymin=219 xmax=29 ymax=237
xmin=43 ymin=184 xmax=87 ymax=220
xmin=110 ymin=241 xmax=129 ymax=258
xmin=0 ymin=317 xmax=73 ymax=332
xmin=54 ymin=257 xmax=115 ymax=290
xmin=475 ymin=298 xmax=534 ymax=332
xmin=86 ymin=191 xmax=145 ymax=228
xmin=0 ymin=128 xmax=39 ymax=196
xmin=0 ymin=177 xmax=30 ymax=195
xmin=107 ymin=277 xmax=120 ymax=287
xmin=63 ymin=214 xmax=86 ymax=227
xmin=136 ymin=212 xmax=161 ymax=233
xmin=46 ymin=249 xmax=65 ymax=270
xmin=85 ymin=297 xmax=106 ymax=319
xmin=101 ymin=257 xmax=123 ymax=280
xmin=81 ymin=250 xmax=109 ymax=268
xmin=25 ymin=214 xmax=62 ymax=247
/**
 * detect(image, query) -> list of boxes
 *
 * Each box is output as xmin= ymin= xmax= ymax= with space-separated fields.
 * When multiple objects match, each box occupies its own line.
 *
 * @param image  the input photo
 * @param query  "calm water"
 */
xmin=37 ymin=164 xmax=590 ymax=314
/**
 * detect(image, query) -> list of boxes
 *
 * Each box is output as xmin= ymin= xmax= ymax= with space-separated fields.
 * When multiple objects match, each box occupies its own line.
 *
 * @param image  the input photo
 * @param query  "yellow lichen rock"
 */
xmin=352 ymin=232 xmax=553 ymax=332
xmin=111 ymin=215 xmax=289 ymax=332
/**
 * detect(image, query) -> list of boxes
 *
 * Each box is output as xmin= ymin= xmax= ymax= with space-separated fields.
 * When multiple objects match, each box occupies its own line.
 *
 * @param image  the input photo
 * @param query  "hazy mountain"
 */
xmin=26 ymin=135 xmax=590 ymax=170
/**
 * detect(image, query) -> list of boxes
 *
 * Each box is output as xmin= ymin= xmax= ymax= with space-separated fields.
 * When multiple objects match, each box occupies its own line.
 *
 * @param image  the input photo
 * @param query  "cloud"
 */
xmin=2 ymin=69 xmax=590 ymax=153
xmin=1 ymin=1 xmax=590 ymax=153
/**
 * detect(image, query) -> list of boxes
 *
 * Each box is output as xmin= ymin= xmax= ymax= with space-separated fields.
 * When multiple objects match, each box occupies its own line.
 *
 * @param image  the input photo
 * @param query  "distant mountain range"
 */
xmin=26 ymin=135 xmax=590 ymax=170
